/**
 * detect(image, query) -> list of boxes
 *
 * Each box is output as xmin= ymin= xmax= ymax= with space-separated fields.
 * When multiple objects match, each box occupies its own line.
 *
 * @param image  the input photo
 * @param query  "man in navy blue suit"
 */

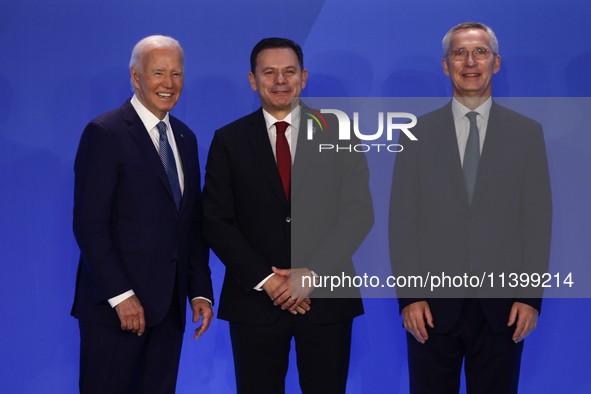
xmin=390 ymin=23 xmax=552 ymax=393
xmin=72 ymin=35 xmax=213 ymax=394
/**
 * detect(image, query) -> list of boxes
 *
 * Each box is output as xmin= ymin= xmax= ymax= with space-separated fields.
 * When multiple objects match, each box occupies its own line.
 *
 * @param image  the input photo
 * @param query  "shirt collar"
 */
xmin=451 ymin=97 xmax=492 ymax=123
xmin=131 ymin=94 xmax=171 ymax=132
xmin=262 ymin=105 xmax=301 ymax=131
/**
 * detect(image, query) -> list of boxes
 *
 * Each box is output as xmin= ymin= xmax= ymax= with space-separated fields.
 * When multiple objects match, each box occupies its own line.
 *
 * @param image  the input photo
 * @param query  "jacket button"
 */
xmin=286 ymin=217 xmax=291 ymax=223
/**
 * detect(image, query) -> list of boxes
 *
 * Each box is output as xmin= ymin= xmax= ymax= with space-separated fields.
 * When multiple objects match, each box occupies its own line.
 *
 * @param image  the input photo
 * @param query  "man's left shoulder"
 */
xmin=169 ymin=115 xmax=197 ymax=146
xmin=170 ymin=115 xmax=197 ymax=140
xmin=492 ymin=102 xmax=542 ymax=131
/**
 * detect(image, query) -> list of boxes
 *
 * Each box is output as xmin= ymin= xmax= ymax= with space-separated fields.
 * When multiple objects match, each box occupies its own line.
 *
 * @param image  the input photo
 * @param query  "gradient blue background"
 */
xmin=1 ymin=0 xmax=589 ymax=392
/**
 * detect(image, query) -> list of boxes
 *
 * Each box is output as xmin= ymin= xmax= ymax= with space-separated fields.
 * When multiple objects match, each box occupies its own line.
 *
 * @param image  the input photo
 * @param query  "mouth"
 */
xmin=463 ymin=73 xmax=480 ymax=77
xmin=157 ymin=93 xmax=172 ymax=98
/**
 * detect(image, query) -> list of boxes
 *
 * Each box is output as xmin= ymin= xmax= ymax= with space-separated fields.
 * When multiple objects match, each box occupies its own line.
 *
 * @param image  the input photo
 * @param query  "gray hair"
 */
xmin=129 ymin=35 xmax=185 ymax=91
xmin=442 ymin=22 xmax=499 ymax=57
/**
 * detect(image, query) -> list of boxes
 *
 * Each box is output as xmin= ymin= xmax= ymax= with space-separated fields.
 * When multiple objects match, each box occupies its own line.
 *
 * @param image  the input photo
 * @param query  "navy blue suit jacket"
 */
xmin=389 ymin=101 xmax=552 ymax=333
xmin=72 ymin=99 xmax=213 ymax=329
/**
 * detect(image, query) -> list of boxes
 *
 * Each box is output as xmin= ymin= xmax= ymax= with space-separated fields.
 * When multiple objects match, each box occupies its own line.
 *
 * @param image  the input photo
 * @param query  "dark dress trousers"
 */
xmin=72 ymin=99 xmax=213 ymax=394
xmin=203 ymin=108 xmax=374 ymax=393
xmin=389 ymin=101 xmax=552 ymax=393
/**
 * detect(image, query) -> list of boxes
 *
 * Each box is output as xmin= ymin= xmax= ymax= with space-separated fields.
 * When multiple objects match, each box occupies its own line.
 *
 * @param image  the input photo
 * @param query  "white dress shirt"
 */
xmin=451 ymin=97 xmax=492 ymax=166
xmin=131 ymin=95 xmax=185 ymax=193
xmin=254 ymin=106 xmax=301 ymax=291
xmin=262 ymin=106 xmax=301 ymax=163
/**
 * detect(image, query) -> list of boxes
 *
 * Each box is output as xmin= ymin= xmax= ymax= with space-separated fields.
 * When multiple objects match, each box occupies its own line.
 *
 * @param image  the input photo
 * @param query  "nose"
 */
xmin=465 ymin=52 xmax=477 ymax=66
xmin=162 ymin=73 xmax=174 ymax=87
xmin=275 ymin=72 xmax=287 ymax=84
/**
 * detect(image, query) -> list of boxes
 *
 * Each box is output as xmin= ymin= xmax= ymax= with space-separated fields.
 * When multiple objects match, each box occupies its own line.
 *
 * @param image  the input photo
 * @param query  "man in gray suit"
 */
xmin=389 ymin=22 xmax=552 ymax=393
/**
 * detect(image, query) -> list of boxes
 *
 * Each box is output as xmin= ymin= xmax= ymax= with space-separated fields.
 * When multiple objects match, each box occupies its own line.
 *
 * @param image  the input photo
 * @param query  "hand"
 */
xmin=114 ymin=295 xmax=145 ymax=336
xmin=271 ymin=267 xmax=315 ymax=312
xmin=508 ymin=302 xmax=539 ymax=343
xmin=262 ymin=273 xmax=289 ymax=301
xmin=262 ymin=274 xmax=296 ymax=314
xmin=262 ymin=271 xmax=312 ymax=315
xmin=401 ymin=301 xmax=434 ymax=344
xmin=281 ymin=297 xmax=312 ymax=315
xmin=191 ymin=298 xmax=214 ymax=339
xmin=296 ymin=297 xmax=312 ymax=315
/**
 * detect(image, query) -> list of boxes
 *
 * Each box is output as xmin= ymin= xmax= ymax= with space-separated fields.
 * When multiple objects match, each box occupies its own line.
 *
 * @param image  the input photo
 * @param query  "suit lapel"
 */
xmin=471 ymin=101 xmax=510 ymax=210
xmin=431 ymin=103 xmax=470 ymax=207
xmin=170 ymin=117 xmax=190 ymax=215
xmin=291 ymin=109 xmax=314 ymax=200
xmin=245 ymin=109 xmax=287 ymax=204
xmin=123 ymin=101 xmax=177 ymax=211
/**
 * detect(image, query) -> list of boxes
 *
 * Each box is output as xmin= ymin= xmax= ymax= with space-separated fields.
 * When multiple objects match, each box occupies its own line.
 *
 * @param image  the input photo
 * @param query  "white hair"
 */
xmin=129 ymin=35 xmax=184 ymax=91
xmin=442 ymin=22 xmax=499 ymax=57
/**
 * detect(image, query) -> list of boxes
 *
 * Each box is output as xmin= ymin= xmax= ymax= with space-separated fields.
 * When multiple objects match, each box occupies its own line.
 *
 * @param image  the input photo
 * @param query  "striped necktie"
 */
xmin=157 ymin=121 xmax=182 ymax=211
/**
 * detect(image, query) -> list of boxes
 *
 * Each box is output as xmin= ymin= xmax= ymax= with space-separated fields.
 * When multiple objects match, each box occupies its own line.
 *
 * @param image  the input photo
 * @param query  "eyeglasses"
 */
xmin=446 ymin=48 xmax=494 ymax=61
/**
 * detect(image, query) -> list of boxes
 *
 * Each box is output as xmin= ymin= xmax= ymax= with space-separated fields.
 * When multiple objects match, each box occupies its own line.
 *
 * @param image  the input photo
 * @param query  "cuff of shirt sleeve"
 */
xmin=108 ymin=290 xmax=135 ymax=308
xmin=254 ymin=273 xmax=275 ymax=291
xmin=191 ymin=297 xmax=212 ymax=306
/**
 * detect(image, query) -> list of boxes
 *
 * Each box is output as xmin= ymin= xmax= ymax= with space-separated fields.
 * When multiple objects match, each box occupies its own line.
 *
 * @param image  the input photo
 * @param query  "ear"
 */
xmin=248 ymin=72 xmax=258 ymax=92
xmin=492 ymin=54 xmax=501 ymax=74
xmin=301 ymin=69 xmax=308 ymax=89
xmin=130 ymin=67 xmax=141 ymax=90
xmin=442 ymin=58 xmax=450 ymax=77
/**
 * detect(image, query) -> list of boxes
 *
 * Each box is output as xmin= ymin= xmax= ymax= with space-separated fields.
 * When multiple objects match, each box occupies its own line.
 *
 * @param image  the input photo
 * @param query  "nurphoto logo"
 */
xmin=306 ymin=109 xmax=418 ymax=153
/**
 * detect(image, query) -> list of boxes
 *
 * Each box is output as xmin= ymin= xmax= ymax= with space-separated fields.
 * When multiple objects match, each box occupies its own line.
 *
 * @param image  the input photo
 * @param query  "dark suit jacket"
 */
xmin=389 ymin=101 xmax=552 ymax=333
xmin=203 ymin=107 xmax=373 ymax=325
xmin=72 ymin=99 xmax=213 ymax=329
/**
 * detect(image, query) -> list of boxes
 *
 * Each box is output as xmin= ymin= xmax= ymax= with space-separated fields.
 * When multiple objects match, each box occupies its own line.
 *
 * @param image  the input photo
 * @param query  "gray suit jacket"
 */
xmin=389 ymin=101 xmax=552 ymax=333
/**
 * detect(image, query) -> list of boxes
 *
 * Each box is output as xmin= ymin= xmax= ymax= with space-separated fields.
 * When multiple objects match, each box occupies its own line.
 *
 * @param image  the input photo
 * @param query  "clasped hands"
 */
xmin=263 ymin=267 xmax=314 ymax=315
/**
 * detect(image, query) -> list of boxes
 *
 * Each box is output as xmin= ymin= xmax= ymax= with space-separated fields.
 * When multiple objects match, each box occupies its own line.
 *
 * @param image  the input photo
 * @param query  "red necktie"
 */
xmin=275 ymin=121 xmax=291 ymax=199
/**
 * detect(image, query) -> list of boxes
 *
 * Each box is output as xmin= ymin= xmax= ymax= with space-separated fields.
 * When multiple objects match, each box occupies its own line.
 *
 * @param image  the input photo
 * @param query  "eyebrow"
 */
xmin=151 ymin=68 xmax=183 ymax=73
xmin=453 ymin=46 xmax=490 ymax=50
xmin=261 ymin=65 xmax=297 ymax=72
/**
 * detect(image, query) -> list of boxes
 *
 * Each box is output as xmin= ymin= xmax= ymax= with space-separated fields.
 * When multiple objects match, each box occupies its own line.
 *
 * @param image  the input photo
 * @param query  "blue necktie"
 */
xmin=463 ymin=111 xmax=480 ymax=205
xmin=157 ymin=121 xmax=182 ymax=211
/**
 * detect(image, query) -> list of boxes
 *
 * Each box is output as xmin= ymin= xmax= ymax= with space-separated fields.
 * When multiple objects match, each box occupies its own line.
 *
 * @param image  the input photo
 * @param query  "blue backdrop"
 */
xmin=1 ymin=0 xmax=590 ymax=393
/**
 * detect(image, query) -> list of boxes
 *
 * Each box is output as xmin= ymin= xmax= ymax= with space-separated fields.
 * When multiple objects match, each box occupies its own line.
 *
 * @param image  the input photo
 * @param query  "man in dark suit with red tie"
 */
xmin=203 ymin=38 xmax=373 ymax=393
xmin=389 ymin=22 xmax=552 ymax=393
xmin=72 ymin=35 xmax=213 ymax=394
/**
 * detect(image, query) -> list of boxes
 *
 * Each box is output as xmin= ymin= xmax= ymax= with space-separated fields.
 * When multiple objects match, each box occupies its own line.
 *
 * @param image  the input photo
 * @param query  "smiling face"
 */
xmin=442 ymin=28 xmax=501 ymax=98
xmin=248 ymin=47 xmax=307 ymax=119
xmin=131 ymin=46 xmax=184 ymax=120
